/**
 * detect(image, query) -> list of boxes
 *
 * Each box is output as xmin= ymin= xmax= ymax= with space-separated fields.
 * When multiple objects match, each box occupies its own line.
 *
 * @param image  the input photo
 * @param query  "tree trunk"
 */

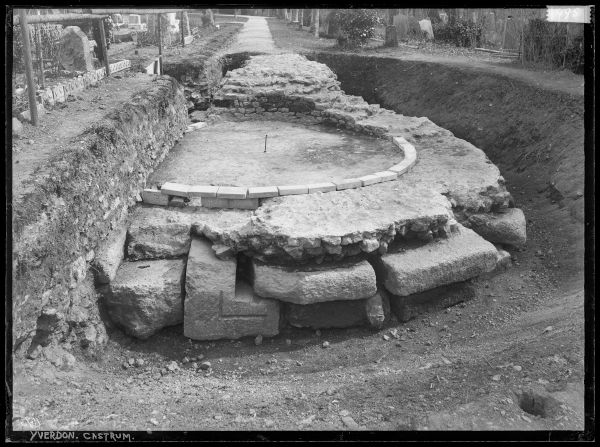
xmin=298 ymin=9 xmax=304 ymax=29
xmin=311 ymin=9 xmax=319 ymax=37
xmin=292 ymin=9 xmax=299 ymax=22
xmin=206 ymin=9 xmax=215 ymax=27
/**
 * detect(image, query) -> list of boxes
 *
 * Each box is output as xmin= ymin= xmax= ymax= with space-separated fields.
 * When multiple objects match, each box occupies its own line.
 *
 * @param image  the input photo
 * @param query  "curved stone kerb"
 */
xmin=144 ymin=132 xmax=418 ymax=206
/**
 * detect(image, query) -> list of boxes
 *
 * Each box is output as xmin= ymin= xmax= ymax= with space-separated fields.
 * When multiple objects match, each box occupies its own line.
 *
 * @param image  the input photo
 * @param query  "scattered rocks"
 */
xmin=322 ymin=341 xmax=330 ymax=348
xmin=254 ymin=335 xmax=263 ymax=346
xmin=199 ymin=361 xmax=211 ymax=371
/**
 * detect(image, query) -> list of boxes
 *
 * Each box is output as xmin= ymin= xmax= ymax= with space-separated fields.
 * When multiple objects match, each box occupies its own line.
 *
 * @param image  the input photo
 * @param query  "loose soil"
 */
xmin=11 ymin=16 xmax=588 ymax=435
xmin=148 ymin=120 xmax=402 ymax=188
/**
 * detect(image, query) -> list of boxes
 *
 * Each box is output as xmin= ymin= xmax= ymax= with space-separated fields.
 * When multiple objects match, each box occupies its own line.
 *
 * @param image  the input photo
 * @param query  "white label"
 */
xmin=546 ymin=6 xmax=591 ymax=23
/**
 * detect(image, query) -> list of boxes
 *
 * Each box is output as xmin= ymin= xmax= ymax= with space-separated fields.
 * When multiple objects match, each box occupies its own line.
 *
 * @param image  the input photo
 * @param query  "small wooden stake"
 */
xmin=264 ymin=134 xmax=267 ymax=153
xmin=18 ymin=10 xmax=39 ymax=126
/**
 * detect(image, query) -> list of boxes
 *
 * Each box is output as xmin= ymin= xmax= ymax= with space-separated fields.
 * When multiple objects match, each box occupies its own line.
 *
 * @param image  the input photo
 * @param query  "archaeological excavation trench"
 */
xmin=94 ymin=53 xmax=528 ymax=343
xmin=13 ymin=48 xmax=583 ymax=360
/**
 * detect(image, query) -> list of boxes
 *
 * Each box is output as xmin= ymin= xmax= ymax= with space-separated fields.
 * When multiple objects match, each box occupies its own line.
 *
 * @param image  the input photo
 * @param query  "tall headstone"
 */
xmin=58 ymin=26 xmax=94 ymax=72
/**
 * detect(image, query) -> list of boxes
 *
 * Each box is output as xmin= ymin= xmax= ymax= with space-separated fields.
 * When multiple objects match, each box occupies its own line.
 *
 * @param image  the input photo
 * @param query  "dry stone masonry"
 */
xmin=96 ymin=53 xmax=527 ymax=340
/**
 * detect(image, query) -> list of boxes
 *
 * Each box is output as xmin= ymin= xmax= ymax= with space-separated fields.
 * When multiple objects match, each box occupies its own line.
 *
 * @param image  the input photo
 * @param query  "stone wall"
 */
xmin=161 ymin=26 xmax=243 ymax=111
xmin=12 ymin=76 xmax=188 ymax=358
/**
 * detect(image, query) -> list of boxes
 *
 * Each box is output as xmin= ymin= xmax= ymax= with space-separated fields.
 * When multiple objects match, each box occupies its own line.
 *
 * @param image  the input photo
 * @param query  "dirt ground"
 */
xmin=147 ymin=120 xmax=401 ymax=188
xmin=10 ymin=16 xmax=589 ymax=437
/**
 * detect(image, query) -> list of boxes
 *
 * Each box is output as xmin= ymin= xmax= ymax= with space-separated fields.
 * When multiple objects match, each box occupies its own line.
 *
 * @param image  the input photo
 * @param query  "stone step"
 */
xmin=184 ymin=237 xmax=279 ymax=340
xmin=252 ymin=259 xmax=377 ymax=305
xmin=105 ymin=259 xmax=186 ymax=339
xmin=372 ymin=225 xmax=498 ymax=296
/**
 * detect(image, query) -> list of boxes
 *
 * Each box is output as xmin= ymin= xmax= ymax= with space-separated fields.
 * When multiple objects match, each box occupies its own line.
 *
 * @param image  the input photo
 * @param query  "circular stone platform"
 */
xmin=148 ymin=120 xmax=403 ymax=187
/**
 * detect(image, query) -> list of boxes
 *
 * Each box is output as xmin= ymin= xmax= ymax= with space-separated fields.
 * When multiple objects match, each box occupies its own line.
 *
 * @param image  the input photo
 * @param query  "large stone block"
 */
xmin=253 ymin=259 xmax=377 ymax=304
xmin=106 ymin=259 xmax=185 ymax=339
xmin=387 ymin=282 xmax=476 ymax=322
xmin=466 ymin=208 xmax=527 ymax=246
xmin=201 ymin=197 xmax=259 ymax=210
xmin=284 ymin=300 xmax=367 ymax=329
xmin=184 ymin=237 xmax=279 ymax=340
xmin=374 ymin=225 xmax=497 ymax=296
xmin=127 ymin=207 xmax=193 ymax=260
xmin=93 ymin=225 xmax=127 ymax=284
xmin=284 ymin=290 xmax=390 ymax=329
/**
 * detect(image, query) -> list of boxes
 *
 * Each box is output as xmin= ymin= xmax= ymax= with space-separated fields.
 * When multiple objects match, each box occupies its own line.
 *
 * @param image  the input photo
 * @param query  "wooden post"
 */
xmin=97 ymin=18 xmax=110 ymax=76
xmin=501 ymin=11 xmax=508 ymax=49
xmin=180 ymin=11 xmax=185 ymax=46
xmin=298 ymin=9 xmax=304 ymax=29
xmin=35 ymin=11 xmax=45 ymax=89
xmin=157 ymin=14 xmax=162 ymax=75
xmin=18 ymin=10 xmax=39 ymax=126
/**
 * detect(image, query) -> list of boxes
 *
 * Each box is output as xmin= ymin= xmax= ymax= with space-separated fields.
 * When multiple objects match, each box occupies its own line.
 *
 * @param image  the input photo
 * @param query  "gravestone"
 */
xmin=58 ymin=26 xmax=94 ymax=72
xmin=419 ymin=19 xmax=434 ymax=40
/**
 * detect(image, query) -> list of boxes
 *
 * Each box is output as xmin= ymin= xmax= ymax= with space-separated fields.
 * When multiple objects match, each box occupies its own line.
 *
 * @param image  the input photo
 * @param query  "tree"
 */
xmin=333 ymin=9 xmax=382 ymax=48
xmin=311 ymin=9 xmax=320 ymax=37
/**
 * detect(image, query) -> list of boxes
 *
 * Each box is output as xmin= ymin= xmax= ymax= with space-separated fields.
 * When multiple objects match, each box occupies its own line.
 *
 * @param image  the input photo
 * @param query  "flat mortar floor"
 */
xmin=147 ymin=120 xmax=403 ymax=188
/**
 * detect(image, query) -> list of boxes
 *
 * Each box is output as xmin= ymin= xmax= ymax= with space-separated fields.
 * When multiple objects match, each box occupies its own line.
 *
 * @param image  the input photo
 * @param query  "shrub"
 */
xmin=433 ymin=19 xmax=482 ymax=47
xmin=523 ymin=19 xmax=584 ymax=73
xmin=332 ymin=9 xmax=383 ymax=48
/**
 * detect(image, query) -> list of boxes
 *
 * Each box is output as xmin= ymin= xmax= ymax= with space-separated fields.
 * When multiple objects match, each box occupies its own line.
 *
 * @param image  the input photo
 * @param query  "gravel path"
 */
xmin=226 ymin=16 xmax=280 ymax=54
